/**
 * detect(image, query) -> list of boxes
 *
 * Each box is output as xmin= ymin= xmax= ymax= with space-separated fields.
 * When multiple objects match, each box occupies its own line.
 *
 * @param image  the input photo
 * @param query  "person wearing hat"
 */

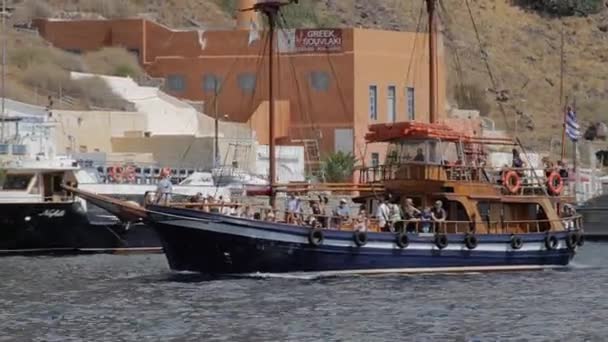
xmin=333 ymin=198 xmax=350 ymax=228
xmin=431 ymin=200 xmax=447 ymax=232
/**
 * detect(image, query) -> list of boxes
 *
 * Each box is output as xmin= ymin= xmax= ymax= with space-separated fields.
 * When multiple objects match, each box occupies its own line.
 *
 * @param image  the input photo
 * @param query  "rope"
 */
xmin=462 ymin=0 xmax=511 ymax=131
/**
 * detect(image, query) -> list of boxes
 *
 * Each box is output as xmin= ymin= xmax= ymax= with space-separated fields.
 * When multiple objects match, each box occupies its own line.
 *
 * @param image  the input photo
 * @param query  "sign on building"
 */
xmin=278 ymin=29 xmax=342 ymax=53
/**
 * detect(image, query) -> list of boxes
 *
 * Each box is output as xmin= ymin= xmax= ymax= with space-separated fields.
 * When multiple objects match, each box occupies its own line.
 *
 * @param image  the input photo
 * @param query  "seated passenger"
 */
xmin=420 ymin=207 xmax=433 ymax=233
xmin=431 ymin=200 xmax=447 ymax=232
xmin=354 ymin=205 xmax=368 ymax=232
xmin=333 ymin=198 xmax=351 ymax=228
xmin=413 ymin=148 xmax=425 ymax=162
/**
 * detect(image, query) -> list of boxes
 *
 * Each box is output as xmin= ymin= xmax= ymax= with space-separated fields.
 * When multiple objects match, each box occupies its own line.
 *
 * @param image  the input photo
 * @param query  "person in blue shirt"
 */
xmin=333 ymin=198 xmax=350 ymax=228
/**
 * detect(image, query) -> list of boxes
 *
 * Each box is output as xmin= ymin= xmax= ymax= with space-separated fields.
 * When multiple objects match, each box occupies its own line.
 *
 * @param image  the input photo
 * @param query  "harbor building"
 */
xmin=33 ymin=1 xmax=447 ymax=169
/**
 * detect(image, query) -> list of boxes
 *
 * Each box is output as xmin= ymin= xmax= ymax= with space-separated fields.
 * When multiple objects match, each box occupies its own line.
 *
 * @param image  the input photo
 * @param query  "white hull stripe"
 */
xmin=238 ymin=265 xmax=565 ymax=279
xmin=161 ymin=218 xmax=569 ymax=253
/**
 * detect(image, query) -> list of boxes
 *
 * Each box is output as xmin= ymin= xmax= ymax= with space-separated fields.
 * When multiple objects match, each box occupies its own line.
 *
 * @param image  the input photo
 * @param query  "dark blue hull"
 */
xmin=148 ymin=205 xmax=577 ymax=275
xmin=0 ymin=201 xmax=161 ymax=255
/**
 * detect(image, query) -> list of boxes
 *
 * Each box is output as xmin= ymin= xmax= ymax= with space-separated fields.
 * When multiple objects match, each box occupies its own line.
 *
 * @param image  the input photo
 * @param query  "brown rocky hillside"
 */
xmin=5 ymin=0 xmax=608 ymax=150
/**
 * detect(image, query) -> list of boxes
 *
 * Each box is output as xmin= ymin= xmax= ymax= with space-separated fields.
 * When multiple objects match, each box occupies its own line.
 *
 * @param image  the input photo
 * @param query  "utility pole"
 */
xmin=1 ymin=0 xmax=6 ymax=143
xmin=213 ymin=81 xmax=220 ymax=168
xmin=559 ymin=24 xmax=567 ymax=161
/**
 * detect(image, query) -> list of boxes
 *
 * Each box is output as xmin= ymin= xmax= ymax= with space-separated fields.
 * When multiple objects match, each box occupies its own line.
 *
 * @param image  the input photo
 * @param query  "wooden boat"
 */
xmin=66 ymin=0 xmax=584 ymax=274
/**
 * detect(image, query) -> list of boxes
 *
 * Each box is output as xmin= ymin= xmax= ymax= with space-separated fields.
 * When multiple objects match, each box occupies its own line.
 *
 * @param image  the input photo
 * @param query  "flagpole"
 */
xmin=560 ymin=96 xmax=569 ymax=161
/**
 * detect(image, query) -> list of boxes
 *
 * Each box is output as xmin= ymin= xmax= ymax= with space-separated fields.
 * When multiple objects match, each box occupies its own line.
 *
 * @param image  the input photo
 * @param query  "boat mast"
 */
xmin=252 ymin=1 xmax=293 ymax=205
xmin=426 ymin=0 xmax=437 ymax=123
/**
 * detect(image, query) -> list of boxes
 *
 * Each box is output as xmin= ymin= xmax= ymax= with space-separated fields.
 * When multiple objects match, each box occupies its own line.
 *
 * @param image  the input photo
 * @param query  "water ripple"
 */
xmin=0 ymin=243 xmax=607 ymax=341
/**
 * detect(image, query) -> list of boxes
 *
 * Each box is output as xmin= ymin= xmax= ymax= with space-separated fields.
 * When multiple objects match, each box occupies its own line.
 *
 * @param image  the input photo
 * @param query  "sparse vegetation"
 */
xmin=13 ymin=0 xmax=53 ymax=21
xmin=513 ymin=0 xmax=604 ymax=16
xmin=454 ymin=84 xmax=492 ymax=117
xmin=321 ymin=151 xmax=357 ymax=183
xmin=77 ymin=0 xmax=138 ymax=19
xmin=83 ymin=48 xmax=143 ymax=78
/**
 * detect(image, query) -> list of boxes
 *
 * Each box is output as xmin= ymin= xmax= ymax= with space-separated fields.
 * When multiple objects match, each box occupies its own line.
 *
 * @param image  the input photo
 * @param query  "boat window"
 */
xmin=387 ymin=140 xmax=449 ymax=165
xmin=1 ymin=174 xmax=34 ymax=190
xmin=477 ymin=202 xmax=502 ymax=222
xmin=446 ymin=200 xmax=469 ymax=221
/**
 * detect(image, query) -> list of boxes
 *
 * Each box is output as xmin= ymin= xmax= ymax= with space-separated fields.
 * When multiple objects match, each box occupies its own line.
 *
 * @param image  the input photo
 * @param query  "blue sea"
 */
xmin=0 ymin=243 xmax=606 ymax=341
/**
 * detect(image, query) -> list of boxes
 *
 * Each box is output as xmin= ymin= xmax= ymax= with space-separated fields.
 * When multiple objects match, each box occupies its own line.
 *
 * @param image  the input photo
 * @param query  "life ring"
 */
xmin=434 ymin=234 xmax=448 ymax=249
xmin=547 ymin=171 xmax=564 ymax=196
xmin=396 ymin=232 xmax=409 ymax=249
xmin=566 ymin=232 xmax=578 ymax=250
xmin=108 ymin=165 xmax=124 ymax=183
xmin=510 ymin=235 xmax=523 ymax=250
xmin=544 ymin=234 xmax=559 ymax=250
xmin=464 ymin=234 xmax=478 ymax=250
xmin=308 ymin=228 xmax=324 ymax=246
xmin=353 ymin=231 xmax=368 ymax=247
xmin=122 ymin=166 xmax=136 ymax=183
xmin=503 ymin=170 xmax=522 ymax=194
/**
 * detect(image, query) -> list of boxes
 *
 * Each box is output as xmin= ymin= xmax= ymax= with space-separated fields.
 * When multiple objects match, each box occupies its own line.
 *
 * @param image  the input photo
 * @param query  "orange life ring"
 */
xmin=547 ymin=171 xmax=564 ymax=196
xmin=108 ymin=165 xmax=124 ymax=183
xmin=122 ymin=165 xmax=136 ymax=183
xmin=503 ymin=170 xmax=522 ymax=194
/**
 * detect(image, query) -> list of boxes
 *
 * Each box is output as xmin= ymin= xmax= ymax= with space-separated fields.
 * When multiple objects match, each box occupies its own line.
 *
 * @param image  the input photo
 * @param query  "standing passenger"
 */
xmin=431 ymin=200 xmax=447 ymax=233
xmin=375 ymin=197 xmax=390 ymax=232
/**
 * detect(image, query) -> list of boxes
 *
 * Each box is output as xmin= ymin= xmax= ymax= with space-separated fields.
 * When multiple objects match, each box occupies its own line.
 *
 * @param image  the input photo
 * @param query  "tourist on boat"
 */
xmin=389 ymin=200 xmax=404 ymax=233
xmin=557 ymin=160 xmax=569 ymax=181
xmin=333 ymin=199 xmax=351 ymax=227
xmin=403 ymin=198 xmax=421 ymax=232
xmin=414 ymin=148 xmax=425 ymax=162
xmin=375 ymin=197 xmax=390 ymax=231
xmin=242 ymin=205 xmax=254 ymax=219
xmin=420 ymin=207 xmax=433 ymax=233
xmin=155 ymin=174 xmax=173 ymax=205
xmin=286 ymin=194 xmax=299 ymax=223
xmin=189 ymin=192 xmax=203 ymax=203
xmin=354 ymin=205 xmax=368 ymax=232
xmin=308 ymin=200 xmax=322 ymax=227
xmin=511 ymin=149 xmax=525 ymax=169
xmin=431 ymin=200 xmax=447 ymax=232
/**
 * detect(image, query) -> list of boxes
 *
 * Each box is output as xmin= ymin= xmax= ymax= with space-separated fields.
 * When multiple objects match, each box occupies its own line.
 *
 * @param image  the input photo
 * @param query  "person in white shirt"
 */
xmin=376 ymin=197 xmax=390 ymax=231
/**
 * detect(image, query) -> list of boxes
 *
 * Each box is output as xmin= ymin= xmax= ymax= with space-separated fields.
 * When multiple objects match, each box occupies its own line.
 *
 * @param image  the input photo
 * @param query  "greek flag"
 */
xmin=248 ymin=19 xmax=260 ymax=46
xmin=565 ymin=109 xmax=580 ymax=141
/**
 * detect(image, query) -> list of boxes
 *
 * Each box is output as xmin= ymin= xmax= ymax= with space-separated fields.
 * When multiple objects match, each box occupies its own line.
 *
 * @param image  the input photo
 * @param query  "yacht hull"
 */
xmin=0 ymin=201 xmax=161 ymax=254
xmin=148 ymin=205 xmax=577 ymax=275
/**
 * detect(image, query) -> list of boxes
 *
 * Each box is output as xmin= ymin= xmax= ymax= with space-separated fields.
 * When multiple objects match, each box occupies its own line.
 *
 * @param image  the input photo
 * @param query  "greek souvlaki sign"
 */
xmin=279 ymin=29 xmax=343 ymax=53
xmin=38 ymin=209 xmax=66 ymax=218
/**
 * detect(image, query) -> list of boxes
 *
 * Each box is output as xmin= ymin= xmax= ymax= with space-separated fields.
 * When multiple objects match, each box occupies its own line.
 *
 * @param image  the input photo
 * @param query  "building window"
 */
xmin=369 ymin=85 xmax=377 ymax=120
xmin=167 ymin=74 xmax=186 ymax=92
xmin=371 ymin=153 xmax=380 ymax=167
xmin=387 ymin=85 xmax=396 ymax=122
xmin=309 ymin=71 xmax=330 ymax=92
xmin=334 ymin=128 xmax=354 ymax=155
xmin=203 ymin=74 xmax=222 ymax=93
xmin=79 ymin=145 xmax=88 ymax=153
xmin=407 ymin=87 xmax=415 ymax=121
xmin=237 ymin=73 xmax=257 ymax=93
xmin=66 ymin=49 xmax=81 ymax=54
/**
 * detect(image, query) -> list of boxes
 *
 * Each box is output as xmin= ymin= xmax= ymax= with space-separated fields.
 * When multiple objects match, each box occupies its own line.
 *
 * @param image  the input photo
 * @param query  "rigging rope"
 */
xmin=461 ymin=0 xmax=512 ymax=131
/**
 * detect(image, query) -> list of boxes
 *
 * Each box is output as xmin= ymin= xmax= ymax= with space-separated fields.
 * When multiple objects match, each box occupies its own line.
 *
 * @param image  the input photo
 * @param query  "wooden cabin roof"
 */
xmin=365 ymin=121 xmax=516 ymax=145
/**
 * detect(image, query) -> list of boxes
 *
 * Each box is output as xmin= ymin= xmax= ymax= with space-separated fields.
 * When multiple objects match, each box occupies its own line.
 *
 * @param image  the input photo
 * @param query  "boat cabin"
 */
xmin=0 ymin=158 xmax=80 ymax=203
xmin=358 ymin=122 xmax=575 ymax=234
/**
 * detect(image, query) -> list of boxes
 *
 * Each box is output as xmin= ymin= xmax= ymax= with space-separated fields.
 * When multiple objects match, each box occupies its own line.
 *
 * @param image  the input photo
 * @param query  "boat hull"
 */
xmin=148 ymin=206 xmax=577 ymax=275
xmin=0 ymin=201 xmax=161 ymax=254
